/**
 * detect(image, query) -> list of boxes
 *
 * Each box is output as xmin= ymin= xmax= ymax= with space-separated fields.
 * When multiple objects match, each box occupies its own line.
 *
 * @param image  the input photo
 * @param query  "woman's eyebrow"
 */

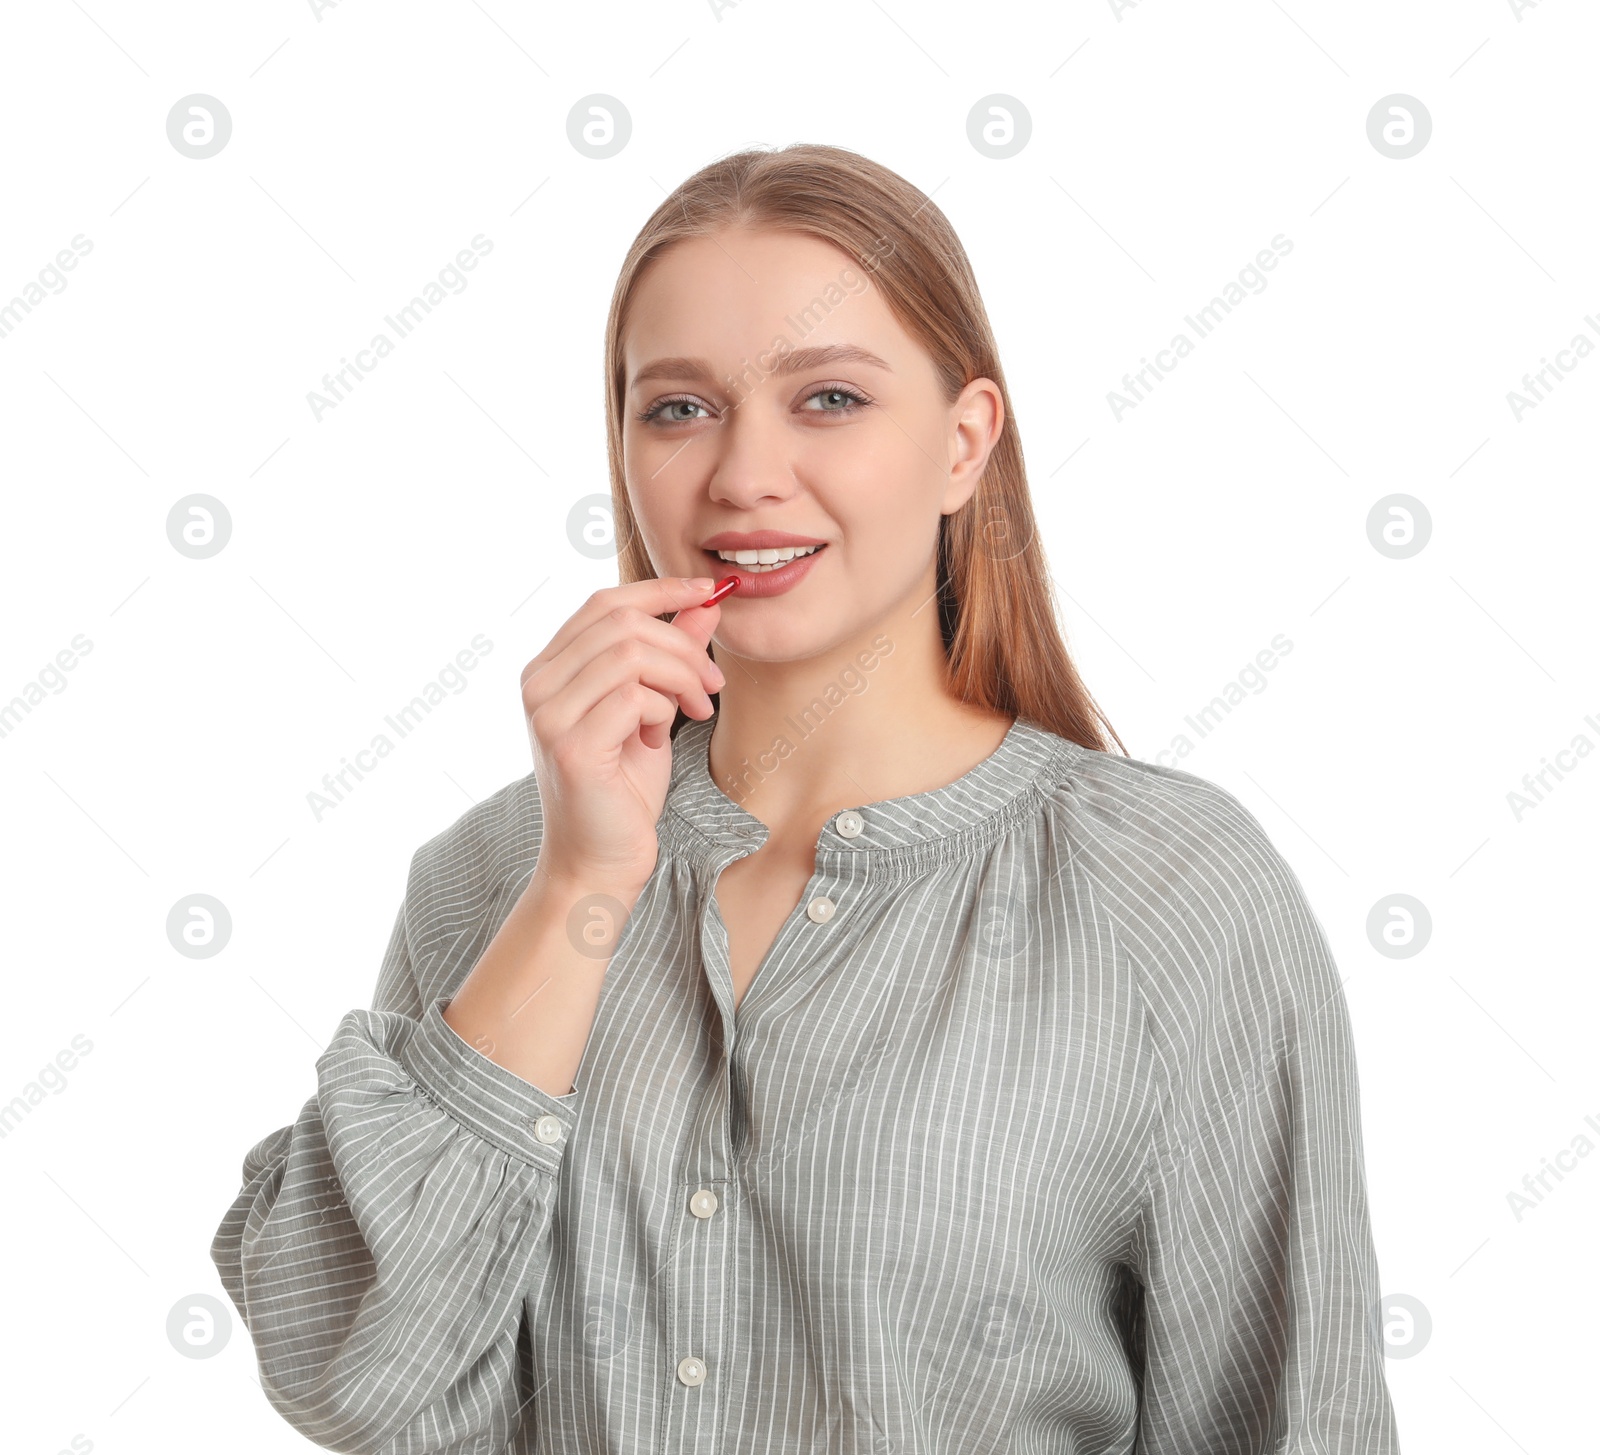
xmin=629 ymin=344 xmax=893 ymax=390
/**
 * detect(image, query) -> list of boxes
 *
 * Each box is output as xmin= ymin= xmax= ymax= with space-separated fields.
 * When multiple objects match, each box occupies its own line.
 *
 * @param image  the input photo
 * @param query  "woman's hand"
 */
xmin=519 ymin=577 xmax=726 ymax=893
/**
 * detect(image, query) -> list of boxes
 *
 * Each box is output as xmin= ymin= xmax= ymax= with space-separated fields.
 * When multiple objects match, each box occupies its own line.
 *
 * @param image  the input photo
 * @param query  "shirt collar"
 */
xmin=659 ymin=711 xmax=1078 ymax=877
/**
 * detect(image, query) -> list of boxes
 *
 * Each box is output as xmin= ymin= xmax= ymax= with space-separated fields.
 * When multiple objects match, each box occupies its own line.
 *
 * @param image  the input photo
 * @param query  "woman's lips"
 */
xmin=701 ymin=544 xmax=828 ymax=598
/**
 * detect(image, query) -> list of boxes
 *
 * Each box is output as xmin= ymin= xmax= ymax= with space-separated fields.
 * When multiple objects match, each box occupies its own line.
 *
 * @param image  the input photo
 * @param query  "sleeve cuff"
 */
xmin=398 ymin=996 xmax=579 ymax=1172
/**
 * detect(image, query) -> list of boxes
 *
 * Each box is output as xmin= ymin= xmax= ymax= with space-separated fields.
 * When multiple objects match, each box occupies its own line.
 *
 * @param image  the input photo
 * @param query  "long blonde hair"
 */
xmin=602 ymin=142 xmax=1125 ymax=756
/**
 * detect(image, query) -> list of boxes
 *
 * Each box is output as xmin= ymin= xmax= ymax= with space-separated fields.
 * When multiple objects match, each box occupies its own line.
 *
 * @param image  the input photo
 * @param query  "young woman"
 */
xmin=213 ymin=144 xmax=1401 ymax=1453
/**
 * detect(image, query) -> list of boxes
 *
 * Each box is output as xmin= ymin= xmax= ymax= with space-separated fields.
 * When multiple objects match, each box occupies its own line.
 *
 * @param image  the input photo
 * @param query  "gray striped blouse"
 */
xmin=211 ymin=712 xmax=1402 ymax=1453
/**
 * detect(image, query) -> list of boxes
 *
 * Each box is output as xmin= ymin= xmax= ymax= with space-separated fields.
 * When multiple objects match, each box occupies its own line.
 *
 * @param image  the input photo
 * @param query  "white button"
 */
xmin=677 ymin=1355 xmax=707 ymax=1386
xmin=834 ymin=809 xmax=864 ymax=839
xmin=806 ymin=896 xmax=836 ymax=924
xmin=533 ymin=1115 xmax=564 ymax=1144
xmin=689 ymin=1188 xmax=719 ymax=1218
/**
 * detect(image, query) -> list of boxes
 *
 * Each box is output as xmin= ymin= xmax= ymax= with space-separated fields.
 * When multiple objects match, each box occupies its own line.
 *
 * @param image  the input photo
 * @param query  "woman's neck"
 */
xmin=705 ymin=673 xmax=1014 ymax=838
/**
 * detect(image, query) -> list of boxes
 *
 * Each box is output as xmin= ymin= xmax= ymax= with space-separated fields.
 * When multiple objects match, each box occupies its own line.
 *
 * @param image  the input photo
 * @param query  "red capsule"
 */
xmin=700 ymin=574 xmax=741 ymax=606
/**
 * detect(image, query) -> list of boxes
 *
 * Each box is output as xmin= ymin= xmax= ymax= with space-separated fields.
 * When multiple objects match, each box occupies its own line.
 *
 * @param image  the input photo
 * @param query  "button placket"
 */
xmin=672 ymin=803 xmax=852 ymax=1438
xmin=664 ymin=1167 xmax=730 ymax=1437
xmin=669 ymin=866 xmax=737 ymax=1444
xmin=797 ymin=809 xmax=860 ymax=928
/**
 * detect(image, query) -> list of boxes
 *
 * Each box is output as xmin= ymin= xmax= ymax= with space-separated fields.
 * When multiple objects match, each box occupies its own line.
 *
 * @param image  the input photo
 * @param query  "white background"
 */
xmin=1 ymin=1 xmax=1594 ymax=1450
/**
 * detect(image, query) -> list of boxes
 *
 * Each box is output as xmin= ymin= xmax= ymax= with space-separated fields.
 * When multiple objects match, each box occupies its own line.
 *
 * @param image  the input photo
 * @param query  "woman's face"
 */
xmin=620 ymin=226 xmax=1000 ymax=663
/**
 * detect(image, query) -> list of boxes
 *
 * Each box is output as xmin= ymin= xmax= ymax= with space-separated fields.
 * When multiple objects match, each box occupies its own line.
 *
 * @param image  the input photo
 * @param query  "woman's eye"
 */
xmin=801 ymin=387 xmax=872 ymax=414
xmin=638 ymin=397 xmax=712 ymax=425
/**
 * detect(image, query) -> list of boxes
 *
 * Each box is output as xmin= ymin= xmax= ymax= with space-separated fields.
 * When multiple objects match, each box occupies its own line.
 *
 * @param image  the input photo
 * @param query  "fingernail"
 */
xmin=687 ymin=577 xmax=715 ymax=590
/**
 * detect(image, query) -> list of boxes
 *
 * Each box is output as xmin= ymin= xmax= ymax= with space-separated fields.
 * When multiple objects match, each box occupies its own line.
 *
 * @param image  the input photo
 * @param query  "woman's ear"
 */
xmin=941 ymin=377 xmax=1005 ymax=514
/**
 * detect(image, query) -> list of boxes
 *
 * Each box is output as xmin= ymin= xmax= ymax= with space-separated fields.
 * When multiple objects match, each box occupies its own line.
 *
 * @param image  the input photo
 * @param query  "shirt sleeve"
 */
xmin=209 ymin=848 xmax=579 ymax=1455
xmin=1124 ymin=808 xmax=1402 ymax=1454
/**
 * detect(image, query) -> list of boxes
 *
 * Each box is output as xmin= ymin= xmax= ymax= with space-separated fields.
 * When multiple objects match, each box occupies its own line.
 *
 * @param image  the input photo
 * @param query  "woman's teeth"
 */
xmin=712 ymin=544 xmax=823 ymax=573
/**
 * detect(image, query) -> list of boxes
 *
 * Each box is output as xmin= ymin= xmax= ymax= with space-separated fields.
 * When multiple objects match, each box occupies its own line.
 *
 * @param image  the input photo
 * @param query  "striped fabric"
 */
xmin=211 ymin=712 xmax=1401 ymax=1453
